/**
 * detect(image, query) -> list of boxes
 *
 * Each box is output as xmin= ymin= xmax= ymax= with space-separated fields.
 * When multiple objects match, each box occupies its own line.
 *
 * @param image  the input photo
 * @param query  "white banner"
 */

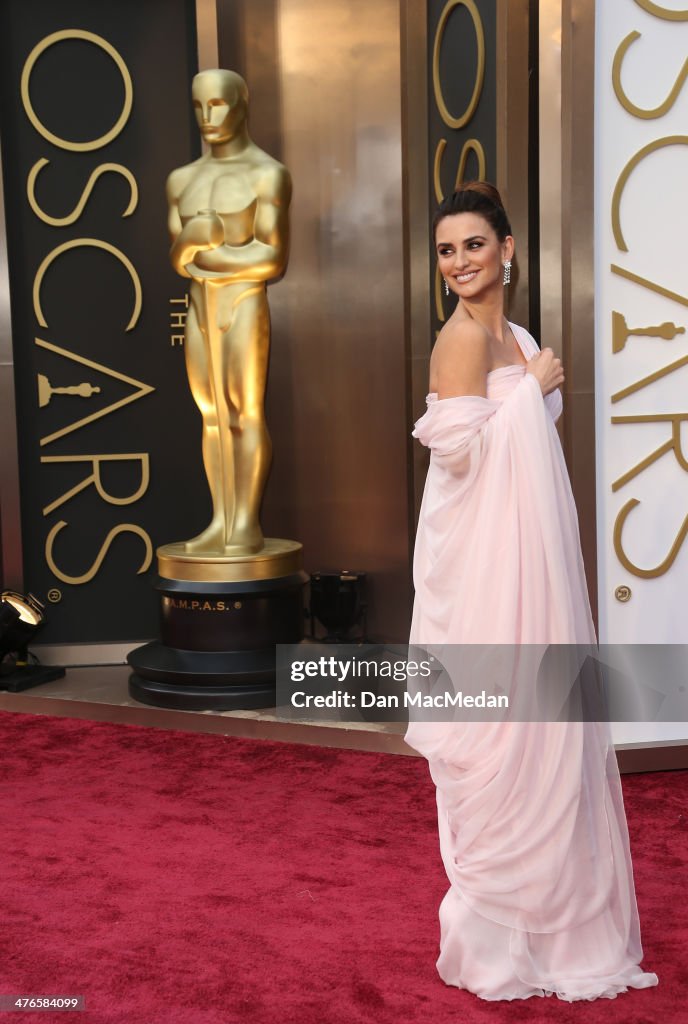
xmin=594 ymin=0 xmax=688 ymax=743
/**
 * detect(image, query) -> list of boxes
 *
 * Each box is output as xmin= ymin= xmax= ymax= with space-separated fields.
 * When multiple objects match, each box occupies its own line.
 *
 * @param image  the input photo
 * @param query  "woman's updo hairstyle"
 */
xmin=433 ymin=181 xmax=512 ymax=242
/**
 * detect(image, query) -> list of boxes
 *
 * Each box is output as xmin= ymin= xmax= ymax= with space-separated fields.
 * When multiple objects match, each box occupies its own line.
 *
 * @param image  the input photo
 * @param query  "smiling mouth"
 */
xmin=455 ymin=271 xmax=478 ymax=284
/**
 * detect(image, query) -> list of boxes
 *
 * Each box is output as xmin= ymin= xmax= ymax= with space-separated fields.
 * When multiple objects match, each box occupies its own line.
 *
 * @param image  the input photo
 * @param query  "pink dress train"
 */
xmin=404 ymin=322 xmax=658 ymax=1001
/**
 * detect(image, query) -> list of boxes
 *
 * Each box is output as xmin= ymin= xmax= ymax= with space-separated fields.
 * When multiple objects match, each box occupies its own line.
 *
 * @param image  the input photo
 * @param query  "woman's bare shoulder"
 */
xmin=431 ymin=319 xmax=490 ymax=398
xmin=434 ymin=318 xmax=490 ymax=361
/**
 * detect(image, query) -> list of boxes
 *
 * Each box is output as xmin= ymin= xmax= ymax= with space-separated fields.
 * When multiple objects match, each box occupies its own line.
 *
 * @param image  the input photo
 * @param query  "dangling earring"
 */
xmin=503 ymin=260 xmax=512 ymax=286
xmin=444 ymin=279 xmax=449 ymax=296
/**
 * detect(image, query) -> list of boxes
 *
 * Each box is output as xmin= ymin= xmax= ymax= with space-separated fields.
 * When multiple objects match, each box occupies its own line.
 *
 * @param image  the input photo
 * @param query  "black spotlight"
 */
xmin=0 ymin=591 xmax=65 ymax=692
xmin=308 ymin=571 xmax=368 ymax=642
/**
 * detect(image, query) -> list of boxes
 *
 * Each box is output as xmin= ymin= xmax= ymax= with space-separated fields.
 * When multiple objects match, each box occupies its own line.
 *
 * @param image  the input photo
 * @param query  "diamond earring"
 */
xmin=503 ymin=260 xmax=512 ymax=286
xmin=444 ymin=279 xmax=449 ymax=296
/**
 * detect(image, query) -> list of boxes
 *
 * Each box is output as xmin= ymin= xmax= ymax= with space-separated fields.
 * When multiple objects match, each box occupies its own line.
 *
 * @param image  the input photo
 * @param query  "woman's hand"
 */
xmin=525 ymin=348 xmax=564 ymax=396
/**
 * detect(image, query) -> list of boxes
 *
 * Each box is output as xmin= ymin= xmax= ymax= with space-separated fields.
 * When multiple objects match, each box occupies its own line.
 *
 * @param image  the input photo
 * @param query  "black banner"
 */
xmin=428 ymin=0 xmax=497 ymax=334
xmin=0 ymin=0 xmax=210 ymax=643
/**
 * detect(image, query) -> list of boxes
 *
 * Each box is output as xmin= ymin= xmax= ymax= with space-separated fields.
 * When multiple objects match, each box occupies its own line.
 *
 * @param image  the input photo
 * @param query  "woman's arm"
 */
xmin=434 ymin=320 xmax=491 ymax=400
xmin=414 ymin=373 xmax=543 ymax=479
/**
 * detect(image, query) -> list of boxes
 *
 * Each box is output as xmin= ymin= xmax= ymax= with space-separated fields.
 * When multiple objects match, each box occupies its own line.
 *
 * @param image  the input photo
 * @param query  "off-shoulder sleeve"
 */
xmin=510 ymin=323 xmax=563 ymax=424
xmin=413 ymin=395 xmax=497 ymax=466
xmin=413 ymin=374 xmax=543 ymax=475
xmin=545 ymin=387 xmax=563 ymax=423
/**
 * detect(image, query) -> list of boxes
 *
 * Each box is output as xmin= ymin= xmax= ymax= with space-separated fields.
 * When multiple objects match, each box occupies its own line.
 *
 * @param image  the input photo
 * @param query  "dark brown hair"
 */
xmin=433 ymin=181 xmax=512 ymax=242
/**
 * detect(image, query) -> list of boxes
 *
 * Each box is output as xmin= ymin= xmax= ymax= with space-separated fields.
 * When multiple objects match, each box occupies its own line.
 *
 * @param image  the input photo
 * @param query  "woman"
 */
xmin=404 ymin=182 xmax=658 ymax=1002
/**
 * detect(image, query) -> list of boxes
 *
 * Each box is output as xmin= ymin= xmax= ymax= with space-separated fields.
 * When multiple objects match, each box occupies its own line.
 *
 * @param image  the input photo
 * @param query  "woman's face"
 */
xmin=435 ymin=212 xmax=513 ymax=300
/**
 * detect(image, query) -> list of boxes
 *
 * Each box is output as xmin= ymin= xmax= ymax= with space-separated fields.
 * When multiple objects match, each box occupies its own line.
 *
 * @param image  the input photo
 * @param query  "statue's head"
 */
xmin=191 ymin=69 xmax=249 ymax=145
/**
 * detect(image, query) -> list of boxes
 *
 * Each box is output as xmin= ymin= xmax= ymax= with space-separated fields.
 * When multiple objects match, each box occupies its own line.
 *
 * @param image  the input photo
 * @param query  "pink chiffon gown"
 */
xmin=404 ymin=322 xmax=658 ymax=1002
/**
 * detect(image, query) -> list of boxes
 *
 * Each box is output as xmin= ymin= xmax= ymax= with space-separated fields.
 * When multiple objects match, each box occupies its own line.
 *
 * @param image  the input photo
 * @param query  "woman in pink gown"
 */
xmin=404 ymin=182 xmax=658 ymax=1002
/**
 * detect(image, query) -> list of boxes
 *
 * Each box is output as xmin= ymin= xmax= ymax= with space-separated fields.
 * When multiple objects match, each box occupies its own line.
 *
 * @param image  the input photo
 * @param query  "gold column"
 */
xmin=539 ymin=0 xmax=563 ymax=360
xmin=496 ymin=0 xmax=531 ymax=330
xmin=401 ymin=0 xmax=431 ymax=530
xmin=539 ymin=0 xmax=598 ymax=627
xmin=218 ymin=0 xmax=412 ymax=640
xmin=195 ymin=0 xmax=219 ymax=71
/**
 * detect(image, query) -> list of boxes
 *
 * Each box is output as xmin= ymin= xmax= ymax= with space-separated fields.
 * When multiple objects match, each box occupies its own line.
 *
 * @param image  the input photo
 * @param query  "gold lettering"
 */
xmin=45 ymin=521 xmax=153 ymax=585
xmin=170 ymin=334 xmax=184 ymax=347
xmin=612 ymin=310 xmax=685 ymax=352
xmin=613 ymin=31 xmax=688 ymax=120
xmin=614 ymin=498 xmax=688 ymax=578
xmin=35 ymin=338 xmax=154 ymax=446
xmin=21 ymin=30 xmax=133 ymax=152
xmin=169 ymin=311 xmax=186 ymax=327
xmin=27 ymin=158 xmax=138 ymax=227
xmin=610 ymin=414 xmax=688 ymax=490
xmin=40 ymin=453 xmax=150 ymax=515
xmin=455 ymin=138 xmax=486 ymax=185
xmin=606 ymin=0 xmax=688 ymax=588
xmin=611 ymin=264 xmax=688 ymax=307
xmin=611 ymin=353 xmax=688 ymax=402
xmin=633 ymin=0 xmax=688 ymax=20
xmin=33 ymin=239 xmax=142 ymax=331
xmin=432 ymin=0 xmax=485 ymax=130
xmin=611 ymin=135 xmax=688 ymax=251
xmin=433 ymin=140 xmax=446 ymax=204
xmin=433 ymin=137 xmax=486 ymax=204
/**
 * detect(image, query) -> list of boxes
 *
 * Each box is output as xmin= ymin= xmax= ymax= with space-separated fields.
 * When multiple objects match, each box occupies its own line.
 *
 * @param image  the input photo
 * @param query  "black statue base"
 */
xmin=128 ymin=570 xmax=307 ymax=711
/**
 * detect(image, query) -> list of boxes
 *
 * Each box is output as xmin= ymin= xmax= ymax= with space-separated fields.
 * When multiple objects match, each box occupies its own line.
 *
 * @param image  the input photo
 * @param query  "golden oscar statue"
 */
xmin=128 ymin=70 xmax=306 ymax=711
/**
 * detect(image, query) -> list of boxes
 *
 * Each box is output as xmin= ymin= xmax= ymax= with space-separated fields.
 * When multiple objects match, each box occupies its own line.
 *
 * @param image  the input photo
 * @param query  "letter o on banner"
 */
xmin=20 ymin=29 xmax=133 ymax=151
xmin=432 ymin=0 xmax=485 ymax=130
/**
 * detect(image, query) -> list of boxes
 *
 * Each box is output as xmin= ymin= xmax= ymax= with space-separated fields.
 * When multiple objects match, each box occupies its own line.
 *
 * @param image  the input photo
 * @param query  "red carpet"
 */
xmin=0 ymin=710 xmax=683 ymax=1024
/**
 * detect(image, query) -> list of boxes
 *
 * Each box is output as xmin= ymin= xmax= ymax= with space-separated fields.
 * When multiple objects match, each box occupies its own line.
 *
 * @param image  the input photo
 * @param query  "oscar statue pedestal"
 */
xmin=128 ymin=539 xmax=307 ymax=711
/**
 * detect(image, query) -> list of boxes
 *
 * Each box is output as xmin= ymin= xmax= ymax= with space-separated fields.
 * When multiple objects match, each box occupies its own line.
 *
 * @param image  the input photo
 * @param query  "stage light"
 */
xmin=0 ymin=591 xmax=43 ymax=655
xmin=308 ymin=571 xmax=368 ymax=642
xmin=0 ymin=591 xmax=65 ymax=692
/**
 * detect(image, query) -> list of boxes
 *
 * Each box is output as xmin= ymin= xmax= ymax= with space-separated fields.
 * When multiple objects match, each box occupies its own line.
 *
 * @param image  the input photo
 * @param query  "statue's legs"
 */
xmin=182 ymin=287 xmax=235 ymax=553
xmin=180 ymin=281 xmax=272 ymax=555
xmin=223 ymin=285 xmax=272 ymax=552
